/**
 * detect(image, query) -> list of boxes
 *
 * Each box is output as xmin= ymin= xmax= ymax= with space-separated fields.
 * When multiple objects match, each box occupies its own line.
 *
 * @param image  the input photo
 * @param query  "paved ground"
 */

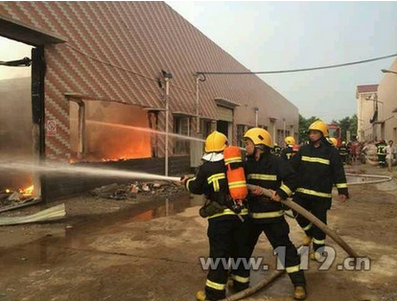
xmin=0 ymin=162 xmax=396 ymax=300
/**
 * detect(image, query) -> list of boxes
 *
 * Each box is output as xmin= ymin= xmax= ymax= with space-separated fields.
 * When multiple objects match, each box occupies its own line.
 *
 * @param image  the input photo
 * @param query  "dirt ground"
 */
xmin=0 ymin=162 xmax=397 ymax=301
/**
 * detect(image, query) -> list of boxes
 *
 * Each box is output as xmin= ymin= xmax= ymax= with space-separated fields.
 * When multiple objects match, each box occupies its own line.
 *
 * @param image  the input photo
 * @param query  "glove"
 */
xmin=250 ymin=185 xmax=265 ymax=196
xmin=178 ymin=175 xmax=189 ymax=186
xmin=199 ymin=201 xmax=226 ymax=218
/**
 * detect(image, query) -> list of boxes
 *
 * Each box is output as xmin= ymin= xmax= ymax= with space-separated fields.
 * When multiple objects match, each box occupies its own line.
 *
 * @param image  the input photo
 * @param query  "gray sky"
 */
xmin=0 ymin=37 xmax=31 ymax=80
xmin=167 ymin=1 xmax=397 ymax=122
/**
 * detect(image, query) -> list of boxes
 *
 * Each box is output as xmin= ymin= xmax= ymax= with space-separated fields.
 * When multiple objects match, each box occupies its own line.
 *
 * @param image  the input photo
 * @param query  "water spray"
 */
xmin=86 ymin=120 xmax=205 ymax=143
xmin=0 ymin=160 xmax=181 ymax=183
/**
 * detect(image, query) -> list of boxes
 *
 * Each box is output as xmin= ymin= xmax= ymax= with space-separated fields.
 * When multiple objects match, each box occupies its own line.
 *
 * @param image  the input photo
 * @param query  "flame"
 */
xmin=5 ymin=188 xmax=11 ymax=194
xmin=20 ymin=185 xmax=34 ymax=196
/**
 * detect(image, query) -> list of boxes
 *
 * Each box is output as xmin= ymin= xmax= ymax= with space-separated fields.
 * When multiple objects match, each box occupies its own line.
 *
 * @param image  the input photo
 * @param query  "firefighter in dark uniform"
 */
xmin=243 ymin=128 xmax=307 ymax=300
xmin=328 ymin=137 xmax=338 ymax=148
xmin=180 ymin=131 xmax=251 ymax=301
xmin=291 ymin=120 xmax=349 ymax=260
xmin=281 ymin=136 xmax=298 ymax=161
xmin=376 ymin=139 xmax=387 ymax=168
xmin=338 ymin=141 xmax=349 ymax=165
xmin=272 ymin=143 xmax=283 ymax=156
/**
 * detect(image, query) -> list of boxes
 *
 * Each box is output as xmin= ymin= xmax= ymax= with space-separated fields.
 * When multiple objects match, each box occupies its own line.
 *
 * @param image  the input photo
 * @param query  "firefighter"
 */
xmin=328 ymin=137 xmax=338 ymax=148
xmin=376 ymin=139 xmax=387 ymax=168
xmin=243 ymin=128 xmax=307 ymax=300
xmin=272 ymin=143 xmax=283 ymax=156
xmin=338 ymin=141 xmax=349 ymax=165
xmin=291 ymin=120 xmax=349 ymax=260
xmin=180 ymin=131 xmax=251 ymax=301
xmin=281 ymin=136 xmax=299 ymax=161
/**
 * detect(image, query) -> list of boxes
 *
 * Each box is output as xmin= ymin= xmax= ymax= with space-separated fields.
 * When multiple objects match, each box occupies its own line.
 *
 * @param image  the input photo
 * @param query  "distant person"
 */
xmin=272 ymin=143 xmax=283 ymax=157
xmin=376 ymin=139 xmax=387 ymax=168
xmin=281 ymin=136 xmax=299 ymax=161
xmin=328 ymin=137 xmax=338 ymax=148
xmin=385 ymin=140 xmax=397 ymax=172
xmin=338 ymin=141 xmax=349 ymax=165
xmin=350 ymin=141 xmax=358 ymax=163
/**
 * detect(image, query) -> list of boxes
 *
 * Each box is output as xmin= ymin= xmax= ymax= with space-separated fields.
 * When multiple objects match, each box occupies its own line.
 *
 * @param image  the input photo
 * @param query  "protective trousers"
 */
xmin=205 ymin=217 xmax=251 ymax=300
xmin=293 ymin=194 xmax=331 ymax=251
xmin=248 ymin=218 xmax=306 ymax=287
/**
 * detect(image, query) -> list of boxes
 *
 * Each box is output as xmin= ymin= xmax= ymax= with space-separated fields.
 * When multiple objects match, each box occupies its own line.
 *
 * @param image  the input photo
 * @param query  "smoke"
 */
xmin=0 ymin=77 xmax=34 ymax=189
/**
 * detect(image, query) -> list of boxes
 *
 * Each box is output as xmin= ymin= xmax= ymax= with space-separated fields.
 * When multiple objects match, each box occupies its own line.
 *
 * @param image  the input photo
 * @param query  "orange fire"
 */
xmin=5 ymin=188 xmax=11 ymax=194
xmin=20 ymin=185 xmax=34 ymax=196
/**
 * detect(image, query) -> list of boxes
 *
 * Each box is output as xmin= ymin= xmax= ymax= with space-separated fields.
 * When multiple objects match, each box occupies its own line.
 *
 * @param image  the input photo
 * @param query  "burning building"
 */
xmin=0 ymin=2 xmax=299 ymax=201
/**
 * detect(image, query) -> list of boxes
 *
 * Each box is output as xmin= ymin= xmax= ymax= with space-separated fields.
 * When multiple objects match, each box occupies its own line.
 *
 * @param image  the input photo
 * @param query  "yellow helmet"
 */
xmin=329 ymin=137 xmax=338 ymax=147
xmin=205 ymin=131 xmax=228 ymax=152
xmin=308 ymin=120 xmax=329 ymax=137
xmin=285 ymin=136 xmax=296 ymax=145
xmin=243 ymin=127 xmax=273 ymax=148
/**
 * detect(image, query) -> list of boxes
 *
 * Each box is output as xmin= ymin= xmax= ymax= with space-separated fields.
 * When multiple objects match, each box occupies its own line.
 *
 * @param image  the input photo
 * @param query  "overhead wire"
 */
xmin=196 ymin=53 xmax=397 ymax=75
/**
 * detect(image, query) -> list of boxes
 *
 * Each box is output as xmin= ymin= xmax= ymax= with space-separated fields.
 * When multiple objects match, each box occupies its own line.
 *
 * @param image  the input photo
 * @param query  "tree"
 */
xmin=298 ymin=114 xmax=319 ymax=143
xmin=299 ymin=114 xmax=358 ymax=142
xmin=349 ymin=114 xmax=358 ymax=140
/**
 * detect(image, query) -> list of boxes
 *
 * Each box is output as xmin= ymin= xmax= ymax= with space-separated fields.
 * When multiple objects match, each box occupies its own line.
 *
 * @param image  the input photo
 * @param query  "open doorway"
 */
xmin=0 ymin=36 xmax=38 ymax=205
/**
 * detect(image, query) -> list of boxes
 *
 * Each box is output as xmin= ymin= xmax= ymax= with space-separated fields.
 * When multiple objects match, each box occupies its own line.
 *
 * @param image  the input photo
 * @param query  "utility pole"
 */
xmin=162 ymin=70 xmax=173 ymax=176
xmin=195 ymin=73 xmax=206 ymax=134
xmin=164 ymin=76 xmax=170 ymax=176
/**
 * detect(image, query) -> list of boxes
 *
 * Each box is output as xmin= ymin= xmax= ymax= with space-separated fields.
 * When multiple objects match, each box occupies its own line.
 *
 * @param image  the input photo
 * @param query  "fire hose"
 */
xmin=223 ymin=185 xmax=360 ymax=301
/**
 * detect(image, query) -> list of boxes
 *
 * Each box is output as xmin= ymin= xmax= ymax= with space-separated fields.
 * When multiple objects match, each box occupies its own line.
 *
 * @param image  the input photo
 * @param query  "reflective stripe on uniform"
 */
xmin=303 ymin=222 xmax=313 ymax=231
xmin=336 ymin=183 xmax=347 ymax=188
xmin=251 ymin=210 xmax=285 ymax=219
xmin=207 ymin=173 xmax=226 ymax=192
xmin=247 ymin=174 xmax=277 ymax=181
xmin=228 ymin=181 xmax=247 ymax=189
xmin=240 ymin=208 xmax=249 ymax=216
xmin=206 ymin=279 xmax=226 ymax=291
xmin=208 ymin=208 xmax=248 ymax=219
xmin=224 ymin=157 xmax=242 ymax=165
xmin=208 ymin=209 xmax=236 ymax=219
xmin=286 ymin=264 xmax=300 ymax=274
xmin=296 ymin=188 xmax=332 ymax=198
xmin=231 ymin=274 xmax=249 ymax=283
xmin=285 ymin=264 xmax=300 ymax=274
xmin=313 ymin=238 xmax=325 ymax=245
xmin=280 ymin=184 xmax=292 ymax=196
xmin=301 ymin=156 xmax=330 ymax=165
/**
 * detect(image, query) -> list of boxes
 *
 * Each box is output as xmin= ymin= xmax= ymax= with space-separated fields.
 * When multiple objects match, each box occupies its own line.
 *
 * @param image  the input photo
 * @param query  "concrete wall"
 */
xmin=378 ymin=58 xmax=397 ymax=142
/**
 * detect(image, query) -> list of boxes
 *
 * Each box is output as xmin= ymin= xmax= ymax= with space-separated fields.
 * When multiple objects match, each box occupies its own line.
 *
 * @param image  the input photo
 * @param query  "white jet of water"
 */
xmin=0 ymin=160 xmax=181 ymax=182
xmin=86 ymin=120 xmax=206 ymax=143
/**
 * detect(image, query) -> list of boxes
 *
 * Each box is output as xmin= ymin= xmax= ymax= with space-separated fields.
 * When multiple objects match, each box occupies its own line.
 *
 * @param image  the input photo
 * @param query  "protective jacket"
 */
xmin=376 ymin=143 xmax=387 ymax=156
xmin=185 ymin=152 xmax=251 ymax=299
xmin=281 ymin=145 xmax=298 ymax=161
xmin=185 ymin=153 xmax=248 ymax=220
xmin=338 ymin=145 xmax=348 ymax=157
xmin=244 ymin=152 xmax=297 ymax=223
xmin=272 ymin=145 xmax=283 ymax=156
xmin=291 ymin=138 xmax=349 ymax=200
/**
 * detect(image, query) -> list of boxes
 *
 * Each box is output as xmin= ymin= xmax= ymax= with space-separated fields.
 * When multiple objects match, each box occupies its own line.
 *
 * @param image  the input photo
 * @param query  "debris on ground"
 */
xmin=90 ymin=181 xmax=182 ymax=200
xmin=0 ymin=203 xmax=66 ymax=226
